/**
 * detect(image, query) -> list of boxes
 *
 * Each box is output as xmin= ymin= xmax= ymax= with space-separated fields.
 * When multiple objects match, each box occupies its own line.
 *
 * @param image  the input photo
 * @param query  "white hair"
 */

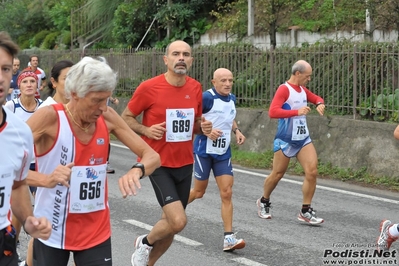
xmin=65 ymin=56 xmax=117 ymax=99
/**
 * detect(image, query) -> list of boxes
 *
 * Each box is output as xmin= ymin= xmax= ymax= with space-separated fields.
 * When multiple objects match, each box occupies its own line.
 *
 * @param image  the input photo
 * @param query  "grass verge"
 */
xmin=230 ymin=144 xmax=399 ymax=192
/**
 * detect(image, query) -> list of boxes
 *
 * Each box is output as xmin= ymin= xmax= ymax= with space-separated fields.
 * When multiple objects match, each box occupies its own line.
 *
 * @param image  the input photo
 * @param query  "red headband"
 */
xmin=17 ymin=71 xmax=38 ymax=87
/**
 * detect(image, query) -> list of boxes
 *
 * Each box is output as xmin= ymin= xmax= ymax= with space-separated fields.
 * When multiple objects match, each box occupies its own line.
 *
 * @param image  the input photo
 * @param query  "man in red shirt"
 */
xmin=24 ymin=55 xmax=46 ymax=99
xmin=122 ymin=40 xmax=212 ymax=266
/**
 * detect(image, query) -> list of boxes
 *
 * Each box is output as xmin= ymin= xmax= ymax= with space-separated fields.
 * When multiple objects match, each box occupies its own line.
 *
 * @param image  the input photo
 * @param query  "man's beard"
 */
xmin=173 ymin=61 xmax=188 ymax=75
xmin=174 ymin=69 xmax=187 ymax=75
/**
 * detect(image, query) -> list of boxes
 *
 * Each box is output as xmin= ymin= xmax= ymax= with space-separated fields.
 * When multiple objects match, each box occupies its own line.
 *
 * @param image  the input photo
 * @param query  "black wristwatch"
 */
xmin=131 ymin=163 xmax=145 ymax=179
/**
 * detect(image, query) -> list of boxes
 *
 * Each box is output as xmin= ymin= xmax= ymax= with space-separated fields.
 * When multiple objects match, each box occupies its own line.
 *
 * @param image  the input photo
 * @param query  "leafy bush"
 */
xmin=61 ymin=31 xmax=71 ymax=48
xmin=358 ymin=88 xmax=399 ymax=122
xmin=32 ymin=30 xmax=51 ymax=48
xmin=41 ymin=32 xmax=60 ymax=49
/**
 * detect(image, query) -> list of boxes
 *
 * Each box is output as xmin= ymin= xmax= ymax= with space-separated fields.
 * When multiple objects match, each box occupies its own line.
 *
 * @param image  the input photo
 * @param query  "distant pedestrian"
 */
xmin=7 ymin=57 xmax=20 ymax=100
xmin=24 ymin=55 xmax=46 ymax=99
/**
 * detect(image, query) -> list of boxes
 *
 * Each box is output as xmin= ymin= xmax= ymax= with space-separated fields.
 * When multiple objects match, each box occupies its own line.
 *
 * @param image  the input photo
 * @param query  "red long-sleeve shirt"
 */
xmin=269 ymin=82 xmax=324 ymax=118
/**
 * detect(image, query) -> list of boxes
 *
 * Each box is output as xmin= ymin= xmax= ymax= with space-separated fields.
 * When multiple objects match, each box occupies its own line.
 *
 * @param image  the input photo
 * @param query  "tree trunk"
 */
xmin=167 ymin=0 xmax=172 ymax=39
xmin=269 ymin=20 xmax=277 ymax=49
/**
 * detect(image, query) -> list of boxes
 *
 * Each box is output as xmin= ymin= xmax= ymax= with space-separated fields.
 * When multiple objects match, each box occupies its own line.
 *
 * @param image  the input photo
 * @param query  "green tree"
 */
xmin=46 ymin=0 xmax=85 ymax=31
xmin=112 ymin=0 xmax=216 ymax=48
xmin=85 ymin=0 xmax=123 ymax=44
xmin=0 ymin=0 xmax=29 ymax=41
xmin=368 ymin=0 xmax=399 ymax=41
xmin=291 ymin=0 xmax=365 ymax=33
xmin=112 ymin=0 xmax=156 ymax=47
xmin=210 ymin=0 xmax=301 ymax=48
xmin=256 ymin=0 xmax=303 ymax=48
xmin=210 ymin=0 xmax=248 ymax=41
xmin=24 ymin=0 xmax=54 ymax=34
xmin=8 ymin=0 xmax=394 ymax=50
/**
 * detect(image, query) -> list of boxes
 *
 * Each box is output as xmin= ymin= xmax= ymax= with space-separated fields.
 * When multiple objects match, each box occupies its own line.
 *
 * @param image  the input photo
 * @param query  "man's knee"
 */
xmin=219 ymin=187 xmax=232 ymax=201
xmin=305 ymin=167 xmax=318 ymax=179
xmin=191 ymin=188 xmax=205 ymax=199
xmin=268 ymin=170 xmax=285 ymax=181
xmin=168 ymin=215 xmax=187 ymax=233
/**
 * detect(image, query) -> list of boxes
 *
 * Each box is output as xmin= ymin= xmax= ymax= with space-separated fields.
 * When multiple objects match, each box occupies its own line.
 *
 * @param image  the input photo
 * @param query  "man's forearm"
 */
xmin=193 ymin=117 xmax=202 ymax=134
xmin=11 ymin=182 xmax=33 ymax=224
xmin=26 ymin=170 xmax=49 ymax=187
xmin=39 ymin=79 xmax=47 ymax=90
xmin=124 ymin=116 xmax=148 ymax=136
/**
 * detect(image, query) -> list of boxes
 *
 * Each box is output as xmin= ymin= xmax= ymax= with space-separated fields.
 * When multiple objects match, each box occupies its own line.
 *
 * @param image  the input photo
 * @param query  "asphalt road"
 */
xmin=18 ymin=141 xmax=399 ymax=266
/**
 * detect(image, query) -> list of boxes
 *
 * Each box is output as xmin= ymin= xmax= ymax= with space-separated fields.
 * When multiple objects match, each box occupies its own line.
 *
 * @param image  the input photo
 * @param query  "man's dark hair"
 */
xmin=30 ymin=54 xmax=39 ymax=61
xmin=0 ymin=32 xmax=19 ymax=58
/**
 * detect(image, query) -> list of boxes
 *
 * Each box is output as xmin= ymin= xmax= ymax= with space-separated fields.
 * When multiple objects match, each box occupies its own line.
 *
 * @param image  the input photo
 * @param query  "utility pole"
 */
xmin=248 ymin=0 xmax=254 ymax=37
xmin=365 ymin=0 xmax=371 ymax=33
xmin=365 ymin=0 xmax=373 ymax=41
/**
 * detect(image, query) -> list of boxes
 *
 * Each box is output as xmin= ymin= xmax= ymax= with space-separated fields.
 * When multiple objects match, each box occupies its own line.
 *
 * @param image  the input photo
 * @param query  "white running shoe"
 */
xmin=256 ymin=198 xmax=271 ymax=219
xmin=377 ymin=219 xmax=398 ymax=251
xmin=131 ymin=235 xmax=153 ymax=266
xmin=223 ymin=233 xmax=246 ymax=251
xmin=297 ymin=208 xmax=324 ymax=225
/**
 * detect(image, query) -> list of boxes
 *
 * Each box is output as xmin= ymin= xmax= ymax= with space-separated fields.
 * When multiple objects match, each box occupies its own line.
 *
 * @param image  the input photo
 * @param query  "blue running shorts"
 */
xmin=273 ymin=137 xmax=312 ymax=158
xmin=194 ymin=154 xmax=233 ymax=180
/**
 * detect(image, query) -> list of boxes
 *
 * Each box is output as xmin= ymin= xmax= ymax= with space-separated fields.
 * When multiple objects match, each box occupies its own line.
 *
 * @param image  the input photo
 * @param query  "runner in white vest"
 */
xmin=256 ymin=60 xmax=326 ymax=225
xmin=0 ymin=31 xmax=51 ymax=266
xmin=188 ymin=68 xmax=246 ymax=252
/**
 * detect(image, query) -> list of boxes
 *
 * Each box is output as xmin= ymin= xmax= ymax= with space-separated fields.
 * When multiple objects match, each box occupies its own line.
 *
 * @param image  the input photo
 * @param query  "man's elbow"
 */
xmin=268 ymin=110 xmax=277 ymax=119
xmin=145 ymin=150 xmax=161 ymax=170
xmin=121 ymin=108 xmax=130 ymax=120
xmin=153 ymin=152 xmax=161 ymax=168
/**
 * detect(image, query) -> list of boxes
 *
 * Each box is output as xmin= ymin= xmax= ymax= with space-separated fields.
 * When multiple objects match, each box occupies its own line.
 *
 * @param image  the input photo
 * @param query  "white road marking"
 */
xmin=123 ymin=219 xmax=203 ymax=247
xmin=112 ymin=142 xmax=399 ymax=204
xmin=231 ymin=258 xmax=268 ymax=266
xmin=111 ymin=142 xmax=129 ymax=149
xmin=233 ymin=168 xmax=399 ymax=204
